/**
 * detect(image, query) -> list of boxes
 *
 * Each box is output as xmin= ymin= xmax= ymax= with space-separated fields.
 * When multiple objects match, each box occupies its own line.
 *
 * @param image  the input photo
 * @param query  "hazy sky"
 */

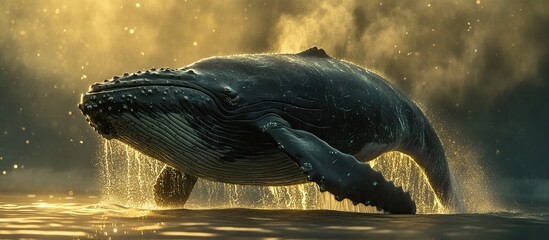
xmin=0 ymin=0 xmax=547 ymax=194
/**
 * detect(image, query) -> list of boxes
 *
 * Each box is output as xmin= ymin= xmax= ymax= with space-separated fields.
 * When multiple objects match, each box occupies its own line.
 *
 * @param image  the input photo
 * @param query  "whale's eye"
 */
xmin=215 ymin=85 xmax=239 ymax=108
xmin=221 ymin=86 xmax=237 ymax=97
xmin=186 ymin=69 xmax=196 ymax=75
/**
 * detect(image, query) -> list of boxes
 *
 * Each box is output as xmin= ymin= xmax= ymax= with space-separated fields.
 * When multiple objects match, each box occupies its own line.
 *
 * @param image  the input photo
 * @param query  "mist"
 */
xmin=275 ymin=0 xmax=547 ymax=105
xmin=0 ymin=0 xmax=547 ymax=204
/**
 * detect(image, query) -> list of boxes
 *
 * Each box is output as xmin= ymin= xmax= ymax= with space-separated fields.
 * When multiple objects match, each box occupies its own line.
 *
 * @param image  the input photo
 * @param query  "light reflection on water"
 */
xmin=0 ymin=195 xmax=548 ymax=239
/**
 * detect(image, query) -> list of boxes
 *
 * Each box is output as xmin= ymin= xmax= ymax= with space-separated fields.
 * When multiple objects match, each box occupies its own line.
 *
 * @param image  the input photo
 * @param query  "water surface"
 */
xmin=0 ymin=195 xmax=547 ymax=239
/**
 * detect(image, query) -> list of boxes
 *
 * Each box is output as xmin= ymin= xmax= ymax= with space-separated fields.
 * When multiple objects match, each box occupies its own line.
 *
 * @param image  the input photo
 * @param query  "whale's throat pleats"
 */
xmin=110 ymin=106 xmax=306 ymax=186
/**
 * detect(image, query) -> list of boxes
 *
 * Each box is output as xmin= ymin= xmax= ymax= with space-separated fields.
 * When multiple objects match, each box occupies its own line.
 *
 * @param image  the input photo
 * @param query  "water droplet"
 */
xmin=319 ymin=185 xmax=326 ymax=192
xmin=372 ymin=181 xmax=378 ymax=186
xmin=301 ymin=162 xmax=313 ymax=172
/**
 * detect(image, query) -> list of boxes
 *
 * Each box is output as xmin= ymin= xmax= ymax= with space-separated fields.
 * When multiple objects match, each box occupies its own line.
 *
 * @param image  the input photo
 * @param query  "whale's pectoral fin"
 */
xmin=154 ymin=166 xmax=198 ymax=207
xmin=256 ymin=115 xmax=416 ymax=214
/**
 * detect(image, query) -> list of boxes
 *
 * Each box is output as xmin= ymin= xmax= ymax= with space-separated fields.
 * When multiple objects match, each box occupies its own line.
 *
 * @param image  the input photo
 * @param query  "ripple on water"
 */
xmin=0 ymin=195 xmax=547 ymax=239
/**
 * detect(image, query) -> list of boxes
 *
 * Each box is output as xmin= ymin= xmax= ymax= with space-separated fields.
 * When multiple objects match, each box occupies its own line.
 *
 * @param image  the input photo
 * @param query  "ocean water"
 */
xmin=0 ymin=194 xmax=548 ymax=239
xmin=1 ymin=140 xmax=547 ymax=239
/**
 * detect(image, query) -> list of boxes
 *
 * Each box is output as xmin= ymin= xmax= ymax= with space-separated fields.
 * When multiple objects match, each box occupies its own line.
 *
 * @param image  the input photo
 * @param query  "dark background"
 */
xmin=0 ymin=0 xmax=547 ymax=204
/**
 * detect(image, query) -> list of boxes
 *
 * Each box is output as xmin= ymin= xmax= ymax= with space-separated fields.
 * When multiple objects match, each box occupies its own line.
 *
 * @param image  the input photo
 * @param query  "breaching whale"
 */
xmin=79 ymin=47 xmax=456 ymax=214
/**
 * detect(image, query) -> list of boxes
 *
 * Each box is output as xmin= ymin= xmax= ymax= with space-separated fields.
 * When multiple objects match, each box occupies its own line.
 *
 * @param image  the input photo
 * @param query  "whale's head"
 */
xmin=79 ymin=66 xmax=245 ymax=164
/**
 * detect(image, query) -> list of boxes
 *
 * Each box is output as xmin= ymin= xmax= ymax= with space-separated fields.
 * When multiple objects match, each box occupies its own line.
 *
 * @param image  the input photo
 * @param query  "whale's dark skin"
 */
xmin=79 ymin=47 xmax=456 ymax=214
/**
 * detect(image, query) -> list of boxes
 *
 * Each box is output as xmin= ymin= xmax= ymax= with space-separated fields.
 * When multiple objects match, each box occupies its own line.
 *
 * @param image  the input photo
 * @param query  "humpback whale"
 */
xmin=79 ymin=47 xmax=456 ymax=214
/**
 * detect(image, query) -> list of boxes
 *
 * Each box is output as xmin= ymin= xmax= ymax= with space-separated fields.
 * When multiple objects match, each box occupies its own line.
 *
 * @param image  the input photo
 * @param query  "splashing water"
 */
xmin=99 ymin=139 xmax=500 ymax=214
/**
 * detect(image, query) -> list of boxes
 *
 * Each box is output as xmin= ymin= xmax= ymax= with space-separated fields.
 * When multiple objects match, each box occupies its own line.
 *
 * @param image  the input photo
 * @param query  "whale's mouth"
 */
xmin=87 ymin=67 xmax=198 ymax=93
xmin=79 ymin=84 xmax=203 ymax=139
xmin=78 ymin=68 xmax=210 ymax=139
xmin=82 ymin=112 xmax=116 ymax=139
xmin=78 ymin=91 xmax=119 ymax=139
xmin=87 ymin=78 xmax=195 ymax=94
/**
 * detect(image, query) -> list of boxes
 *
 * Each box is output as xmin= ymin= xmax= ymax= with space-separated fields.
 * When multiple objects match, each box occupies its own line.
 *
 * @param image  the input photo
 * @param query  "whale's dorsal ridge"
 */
xmin=297 ymin=46 xmax=330 ymax=58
